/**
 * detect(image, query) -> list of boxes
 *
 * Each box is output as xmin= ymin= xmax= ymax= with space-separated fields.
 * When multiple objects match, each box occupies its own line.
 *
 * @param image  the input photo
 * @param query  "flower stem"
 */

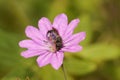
xmin=62 ymin=64 xmax=67 ymax=80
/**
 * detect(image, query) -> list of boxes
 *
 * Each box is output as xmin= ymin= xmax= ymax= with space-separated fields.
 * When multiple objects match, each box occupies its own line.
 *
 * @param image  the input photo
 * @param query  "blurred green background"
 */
xmin=0 ymin=0 xmax=120 ymax=80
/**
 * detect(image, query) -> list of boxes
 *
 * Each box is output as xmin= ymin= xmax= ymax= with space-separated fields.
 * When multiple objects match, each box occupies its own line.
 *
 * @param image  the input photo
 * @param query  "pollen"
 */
xmin=49 ymin=44 xmax=56 ymax=53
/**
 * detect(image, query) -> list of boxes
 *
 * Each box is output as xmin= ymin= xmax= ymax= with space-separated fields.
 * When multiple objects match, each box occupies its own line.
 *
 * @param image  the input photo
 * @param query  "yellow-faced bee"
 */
xmin=47 ymin=28 xmax=63 ymax=51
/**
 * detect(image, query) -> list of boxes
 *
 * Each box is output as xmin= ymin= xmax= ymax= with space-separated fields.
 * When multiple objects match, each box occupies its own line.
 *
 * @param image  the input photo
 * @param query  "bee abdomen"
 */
xmin=55 ymin=37 xmax=63 ymax=51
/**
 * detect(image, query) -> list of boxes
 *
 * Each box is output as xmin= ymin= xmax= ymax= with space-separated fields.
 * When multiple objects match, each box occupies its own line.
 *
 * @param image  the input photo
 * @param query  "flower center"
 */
xmin=46 ymin=28 xmax=63 ymax=52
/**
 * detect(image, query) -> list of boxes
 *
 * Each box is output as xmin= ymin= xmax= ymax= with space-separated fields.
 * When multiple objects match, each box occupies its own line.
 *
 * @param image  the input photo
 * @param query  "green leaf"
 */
xmin=77 ymin=15 xmax=93 ymax=45
xmin=75 ymin=0 xmax=102 ymax=12
xmin=0 ymin=0 xmax=29 ymax=33
xmin=98 ymin=60 xmax=120 ymax=80
xmin=79 ymin=43 xmax=120 ymax=63
xmin=32 ymin=65 xmax=73 ymax=80
xmin=2 ymin=63 xmax=73 ymax=80
xmin=0 ymin=29 xmax=21 ymax=78
xmin=48 ymin=0 xmax=67 ymax=20
xmin=64 ymin=57 xmax=97 ymax=76
xmin=116 ymin=65 xmax=120 ymax=80
xmin=1 ymin=65 xmax=36 ymax=80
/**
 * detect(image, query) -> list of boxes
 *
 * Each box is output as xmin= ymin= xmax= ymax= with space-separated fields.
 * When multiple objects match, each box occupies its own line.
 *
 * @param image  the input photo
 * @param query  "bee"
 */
xmin=47 ymin=28 xmax=63 ymax=51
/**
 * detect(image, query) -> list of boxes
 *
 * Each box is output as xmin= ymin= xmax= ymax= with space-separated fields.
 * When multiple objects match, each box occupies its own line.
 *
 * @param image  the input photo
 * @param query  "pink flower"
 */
xmin=19 ymin=13 xmax=86 ymax=70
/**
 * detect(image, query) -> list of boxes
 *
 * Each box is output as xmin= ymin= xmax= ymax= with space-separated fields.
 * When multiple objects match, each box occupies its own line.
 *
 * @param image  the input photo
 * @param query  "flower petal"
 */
xmin=25 ymin=26 xmax=44 ymax=42
xmin=64 ymin=32 xmax=86 ymax=46
xmin=37 ymin=52 xmax=53 ymax=67
xmin=62 ymin=45 xmax=82 ymax=52
xmin=38 ymin=17 xmax=52 ymax=38
xmin=19 ymin=40 xmax=48 ymax=50
xmin=53 ymin=13 xmax=68 ymax=36
xmin=63 ymin=19 xmax=80 ymax=41
xmin=50 ymin=52 xmax=64 ymax=70
xmin=21 ymin=50 xmax=46 ymax=58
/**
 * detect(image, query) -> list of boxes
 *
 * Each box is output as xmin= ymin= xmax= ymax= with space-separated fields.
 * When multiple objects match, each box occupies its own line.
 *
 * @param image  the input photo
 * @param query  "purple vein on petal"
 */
xmin=21 ymin=50 xmax=47 ymax=58
xmin=64 ymin=32 xmax=86 ymax=46
xmin=37 ymin=52 xmax=53 ymax=67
